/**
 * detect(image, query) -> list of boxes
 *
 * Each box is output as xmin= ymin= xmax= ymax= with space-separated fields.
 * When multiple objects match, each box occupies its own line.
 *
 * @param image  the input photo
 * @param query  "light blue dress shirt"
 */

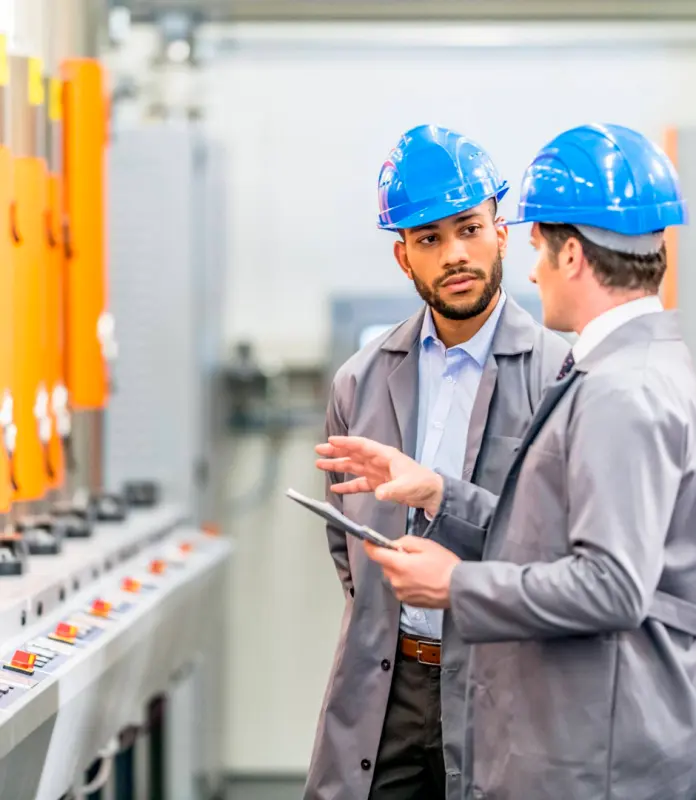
xmin=399 ymin=290 xmax=507 ymax=640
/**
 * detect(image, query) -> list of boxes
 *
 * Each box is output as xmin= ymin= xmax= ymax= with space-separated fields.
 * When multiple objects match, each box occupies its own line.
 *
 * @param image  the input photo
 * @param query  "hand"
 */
xmin=364 ymin=537 xmax=460 ymax=608
xmin=315 ymin=435 xmax=444 ymax=517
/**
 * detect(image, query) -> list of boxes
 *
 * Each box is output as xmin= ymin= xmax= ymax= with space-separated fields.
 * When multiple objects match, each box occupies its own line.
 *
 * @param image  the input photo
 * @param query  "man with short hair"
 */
xmin=315 ymin=123 xmax=696 ymax=800
xmin=303 ymin=125 xmax=566 ymax=800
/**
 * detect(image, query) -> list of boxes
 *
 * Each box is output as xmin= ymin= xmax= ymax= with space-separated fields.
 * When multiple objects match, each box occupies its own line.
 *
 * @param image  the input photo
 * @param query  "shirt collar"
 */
xmin=573 ymin=294 xmax=664 ymax=364
xmin=420 ymin=288 xmax=507 ymax=368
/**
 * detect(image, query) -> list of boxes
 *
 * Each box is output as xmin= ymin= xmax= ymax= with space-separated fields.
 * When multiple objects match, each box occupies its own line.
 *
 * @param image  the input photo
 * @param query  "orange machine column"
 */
xmin=0 ymin=34 xmax=14 ymax=517
xmin=62 ymin=58 xmax=109 ymax=416
xmin=44 ymin=75 xmax=66 ymax=493
xmin=61 ymin=57 xmax=124 ymax=522
xmin=9 ymin=54 xmax=48 ymax=504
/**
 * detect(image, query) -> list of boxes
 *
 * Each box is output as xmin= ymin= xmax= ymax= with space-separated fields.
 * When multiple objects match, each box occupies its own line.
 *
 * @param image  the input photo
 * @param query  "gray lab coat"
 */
xmin=303 ymin=297 xmax=567 ymax=800
xmin=427 ymin=310 xmax=696 ymax=800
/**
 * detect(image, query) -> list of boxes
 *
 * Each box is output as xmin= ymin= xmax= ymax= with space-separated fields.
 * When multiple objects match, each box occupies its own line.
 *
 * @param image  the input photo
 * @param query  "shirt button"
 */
xmin=361 ymin=759 xmax=372 ymax=771
xmin=445 ymin=376 xmax=454 ymax=383
xmin=413 ymin=611 xmax=423 ymax=620
xmin=433 ymin=422 xmax=443 ymax=429
xmin=381 ymin=659 xmax=391 ymax=671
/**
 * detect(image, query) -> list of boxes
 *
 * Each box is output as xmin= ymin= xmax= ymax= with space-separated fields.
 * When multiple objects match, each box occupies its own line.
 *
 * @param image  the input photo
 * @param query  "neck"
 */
xmin=574 ymin=288 xmax=657 ymax=335
xmin=430 ymin=289 xmax=501 ymax=349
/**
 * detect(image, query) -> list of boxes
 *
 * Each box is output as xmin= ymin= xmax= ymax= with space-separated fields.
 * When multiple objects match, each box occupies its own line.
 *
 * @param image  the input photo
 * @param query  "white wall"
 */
xmin=200 ymin=21 xmax=696 ymax=367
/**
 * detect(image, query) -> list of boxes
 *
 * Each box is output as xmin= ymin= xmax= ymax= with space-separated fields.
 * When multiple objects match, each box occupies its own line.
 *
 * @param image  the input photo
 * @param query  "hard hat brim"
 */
xmin=379 ymin=184 xmax=509 ymax=232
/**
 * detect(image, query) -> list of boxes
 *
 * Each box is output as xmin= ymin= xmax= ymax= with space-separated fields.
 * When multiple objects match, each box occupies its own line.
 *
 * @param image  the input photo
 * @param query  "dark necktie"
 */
xmin=556 ymin=350 xmax=576 ymax=380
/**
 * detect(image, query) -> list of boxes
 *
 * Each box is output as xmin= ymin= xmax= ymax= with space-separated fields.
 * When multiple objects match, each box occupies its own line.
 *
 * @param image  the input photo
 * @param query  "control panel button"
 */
xmin=49 ymin=623 xmax=78 ymax=644
xmin=4 ymin=650 xmax=37 ymax=675
xmin=121 ymin=577 xmax=141 ymax=593
xmin=89 ymin=599 xmax=112 ymax=618
xmin=149 ymin=559 xmax=166 ymax=575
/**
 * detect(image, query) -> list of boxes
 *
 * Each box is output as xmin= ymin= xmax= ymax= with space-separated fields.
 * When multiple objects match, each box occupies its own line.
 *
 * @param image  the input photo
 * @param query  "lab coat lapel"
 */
xmin=462 ymin=354 xmax=498 ymax=481
xmin=462 ymin=296 xmax=537 ymax=481
xmin=382 ymin=309 xmax=423 ymax=458
xmin=386 ymin=345 xmax=419 ymax=457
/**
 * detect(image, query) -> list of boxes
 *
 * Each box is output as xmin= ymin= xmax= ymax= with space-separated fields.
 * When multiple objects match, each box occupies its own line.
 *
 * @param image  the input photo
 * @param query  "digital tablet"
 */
xmin=286 ymin=488 xmax=399 ymax=550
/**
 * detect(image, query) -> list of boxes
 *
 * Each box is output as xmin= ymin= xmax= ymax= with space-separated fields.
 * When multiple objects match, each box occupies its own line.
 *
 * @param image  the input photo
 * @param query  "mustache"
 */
xmin=434 ymin=266 xmax=487 ymax=289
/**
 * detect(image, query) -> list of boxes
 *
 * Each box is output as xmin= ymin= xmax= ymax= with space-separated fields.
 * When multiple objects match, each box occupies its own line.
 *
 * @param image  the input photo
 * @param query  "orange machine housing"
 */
xmin=45 ymin=173 xmax=66 ymax=489
xmin=0 ymin=147 xmax=13 ymax=512
xmin=12 ymin=156 xmax=48 ymax=502
xmin=61 ymin=59 xmax=109 ymax=410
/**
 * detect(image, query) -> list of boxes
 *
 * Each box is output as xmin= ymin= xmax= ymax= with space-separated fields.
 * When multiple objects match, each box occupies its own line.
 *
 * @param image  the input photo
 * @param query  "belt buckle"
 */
xmin=416 ymin=639 xmax=435 ymax=665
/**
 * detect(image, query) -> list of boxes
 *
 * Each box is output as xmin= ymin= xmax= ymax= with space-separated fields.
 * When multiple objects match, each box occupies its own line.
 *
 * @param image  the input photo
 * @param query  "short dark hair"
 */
xmin=539 ymin=223 xmax=666 ymax=293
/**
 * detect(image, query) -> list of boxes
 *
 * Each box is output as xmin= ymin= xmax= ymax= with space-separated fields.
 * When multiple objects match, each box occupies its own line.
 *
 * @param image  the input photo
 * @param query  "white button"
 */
xmin=445 ymin=376 xmax=454 ymax=384
xmin=413 ymin=612 xmax=423 ymax=620
xmin=433 ymin=422 xmax=443 ymax=429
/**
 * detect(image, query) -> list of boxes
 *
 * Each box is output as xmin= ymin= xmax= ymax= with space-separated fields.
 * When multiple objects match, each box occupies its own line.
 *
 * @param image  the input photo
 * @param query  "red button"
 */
xmin=121 ymin=578 xmax=141 ymax=593
xmin=149 ymin=560 xmax=166 ymax=575
xmin=55 ymin=623 xmax=78 ymax=640
xmin=90 ymin=599 xmax=112 ymax=617
xmin=179 ymin=543 xmax=193 ymax=554
xmin=8 ymin=650 xmax=36 ymax=673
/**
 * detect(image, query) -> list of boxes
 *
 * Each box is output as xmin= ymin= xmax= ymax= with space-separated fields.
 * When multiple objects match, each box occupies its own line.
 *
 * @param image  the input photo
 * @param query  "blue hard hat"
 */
xmin=377 ymin=124 xmax=509 ymax=231
xmin=508 ymin=123 xmax=688 ymax=234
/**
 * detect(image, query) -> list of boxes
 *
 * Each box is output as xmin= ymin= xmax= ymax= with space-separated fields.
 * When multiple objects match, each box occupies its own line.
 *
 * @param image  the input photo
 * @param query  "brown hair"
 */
xmin=539 ymin=223 xmax=666 ymax=293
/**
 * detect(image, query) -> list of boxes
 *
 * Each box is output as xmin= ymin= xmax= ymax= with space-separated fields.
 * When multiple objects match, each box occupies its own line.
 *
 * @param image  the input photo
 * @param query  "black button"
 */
xmin=381 ymin=659 xmax=391 ymax=671
xmin=361 ymin=759 xmax=371 ymax=771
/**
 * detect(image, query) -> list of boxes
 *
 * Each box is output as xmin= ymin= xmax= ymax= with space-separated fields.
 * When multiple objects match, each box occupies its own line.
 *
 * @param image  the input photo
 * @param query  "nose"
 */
xmin=442 ymin=234 xmax=470 ymax=267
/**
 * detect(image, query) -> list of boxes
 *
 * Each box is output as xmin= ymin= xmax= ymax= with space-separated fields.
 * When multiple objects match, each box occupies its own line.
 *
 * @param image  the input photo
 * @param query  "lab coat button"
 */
xmin=361 ymin=759 xmax=372 ymax=771
xmin=381 ymin=659 xmax=391 ymax=671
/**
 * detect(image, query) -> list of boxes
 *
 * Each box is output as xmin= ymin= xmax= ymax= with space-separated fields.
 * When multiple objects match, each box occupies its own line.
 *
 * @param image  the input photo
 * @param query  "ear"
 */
xmin=394 ymin=239 xmax=413 ymax=279
xmin=495 ymin=216 xmax=509 ymax=258
xmin=558 ymin=235 xmax=585 ymax=280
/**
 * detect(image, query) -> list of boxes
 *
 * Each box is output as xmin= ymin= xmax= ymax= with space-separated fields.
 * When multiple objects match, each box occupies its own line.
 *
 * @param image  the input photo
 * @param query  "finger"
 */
xmin=328 ymin=436 xmax=395 ymax=459
xmin=315 ymin=443 xmax=338 ymax=456
xmin=330 ymin=477 xmax=371 ymax=494
xmin=397 ymin=537 xmax=431 ymax=554
xmin=315 ymin=457 xmax=366 ymax=475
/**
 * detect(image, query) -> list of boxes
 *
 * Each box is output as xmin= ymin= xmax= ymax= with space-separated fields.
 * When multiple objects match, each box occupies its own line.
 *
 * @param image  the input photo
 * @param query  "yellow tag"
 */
xmin=0 ymin=37 xmax=8 ymax=87
xmin=49 ymin=78 xmax=62 ymax=121
xmin=28 ymin=58 xmax=44 ymax=106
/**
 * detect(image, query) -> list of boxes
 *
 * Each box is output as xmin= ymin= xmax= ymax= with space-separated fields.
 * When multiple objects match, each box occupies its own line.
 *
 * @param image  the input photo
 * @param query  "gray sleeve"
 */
xmin=324 ymin=377 xmax=354 ymax=597
xmin=421 ymin=474 xmax=499 ymax=561
xmin=448 ymin=382 xmax=683 ymax=642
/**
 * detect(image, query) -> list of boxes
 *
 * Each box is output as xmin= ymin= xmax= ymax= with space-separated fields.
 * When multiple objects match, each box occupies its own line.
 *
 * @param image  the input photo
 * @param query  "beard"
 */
xmin=412 ymin=249 xmax=503 ymax=321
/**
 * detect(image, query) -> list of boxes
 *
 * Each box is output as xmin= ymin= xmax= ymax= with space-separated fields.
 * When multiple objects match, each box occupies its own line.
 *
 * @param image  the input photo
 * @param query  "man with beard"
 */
xmin=302 ymin=125 xmax=567 ymax=800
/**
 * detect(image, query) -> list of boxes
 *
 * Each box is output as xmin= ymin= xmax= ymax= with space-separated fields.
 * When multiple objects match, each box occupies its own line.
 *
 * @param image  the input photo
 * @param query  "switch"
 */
xmin=49 ymin=623 xmax=78 ymax=644
xmin=149 ymin=559 xmax=166 ymax=575
xmin=4 ymin=650 xmax=37 ymax=675
xmin=121 ymin=577 xmax=141 ymax=593
xmin=89 ymin=599 xmax=112 ymax=618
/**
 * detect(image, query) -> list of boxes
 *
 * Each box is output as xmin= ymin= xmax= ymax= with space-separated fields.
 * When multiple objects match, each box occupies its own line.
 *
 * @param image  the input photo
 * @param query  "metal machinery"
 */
xmin=0 ymin=1 xmax=232 ymax=797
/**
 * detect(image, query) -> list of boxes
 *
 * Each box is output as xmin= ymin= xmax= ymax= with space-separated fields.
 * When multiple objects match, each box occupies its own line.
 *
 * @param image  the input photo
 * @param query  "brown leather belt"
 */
xmin=400 ymin=634 xmax=441 ymax=666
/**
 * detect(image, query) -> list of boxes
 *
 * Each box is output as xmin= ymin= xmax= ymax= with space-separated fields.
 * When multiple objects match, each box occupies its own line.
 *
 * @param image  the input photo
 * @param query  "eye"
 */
xmin=462 ymin=225 xmax=481 ymax=236
xmin=417 ymin=234 xmax=438 ymax=246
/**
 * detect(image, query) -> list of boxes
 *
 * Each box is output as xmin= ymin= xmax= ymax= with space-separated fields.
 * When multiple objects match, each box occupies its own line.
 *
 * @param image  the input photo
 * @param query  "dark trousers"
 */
xmin=368 ymin=649 xmax=446 ymax=800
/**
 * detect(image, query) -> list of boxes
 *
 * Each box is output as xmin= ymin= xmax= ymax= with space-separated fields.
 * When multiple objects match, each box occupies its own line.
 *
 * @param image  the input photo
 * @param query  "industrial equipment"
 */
xmin=0 ymin=2 xmax=232 ymax=797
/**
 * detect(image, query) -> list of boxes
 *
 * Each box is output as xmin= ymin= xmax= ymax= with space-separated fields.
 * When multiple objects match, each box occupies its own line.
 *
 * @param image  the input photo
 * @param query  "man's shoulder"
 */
xmin=332 ymin=312 xmax=421 ymax=386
